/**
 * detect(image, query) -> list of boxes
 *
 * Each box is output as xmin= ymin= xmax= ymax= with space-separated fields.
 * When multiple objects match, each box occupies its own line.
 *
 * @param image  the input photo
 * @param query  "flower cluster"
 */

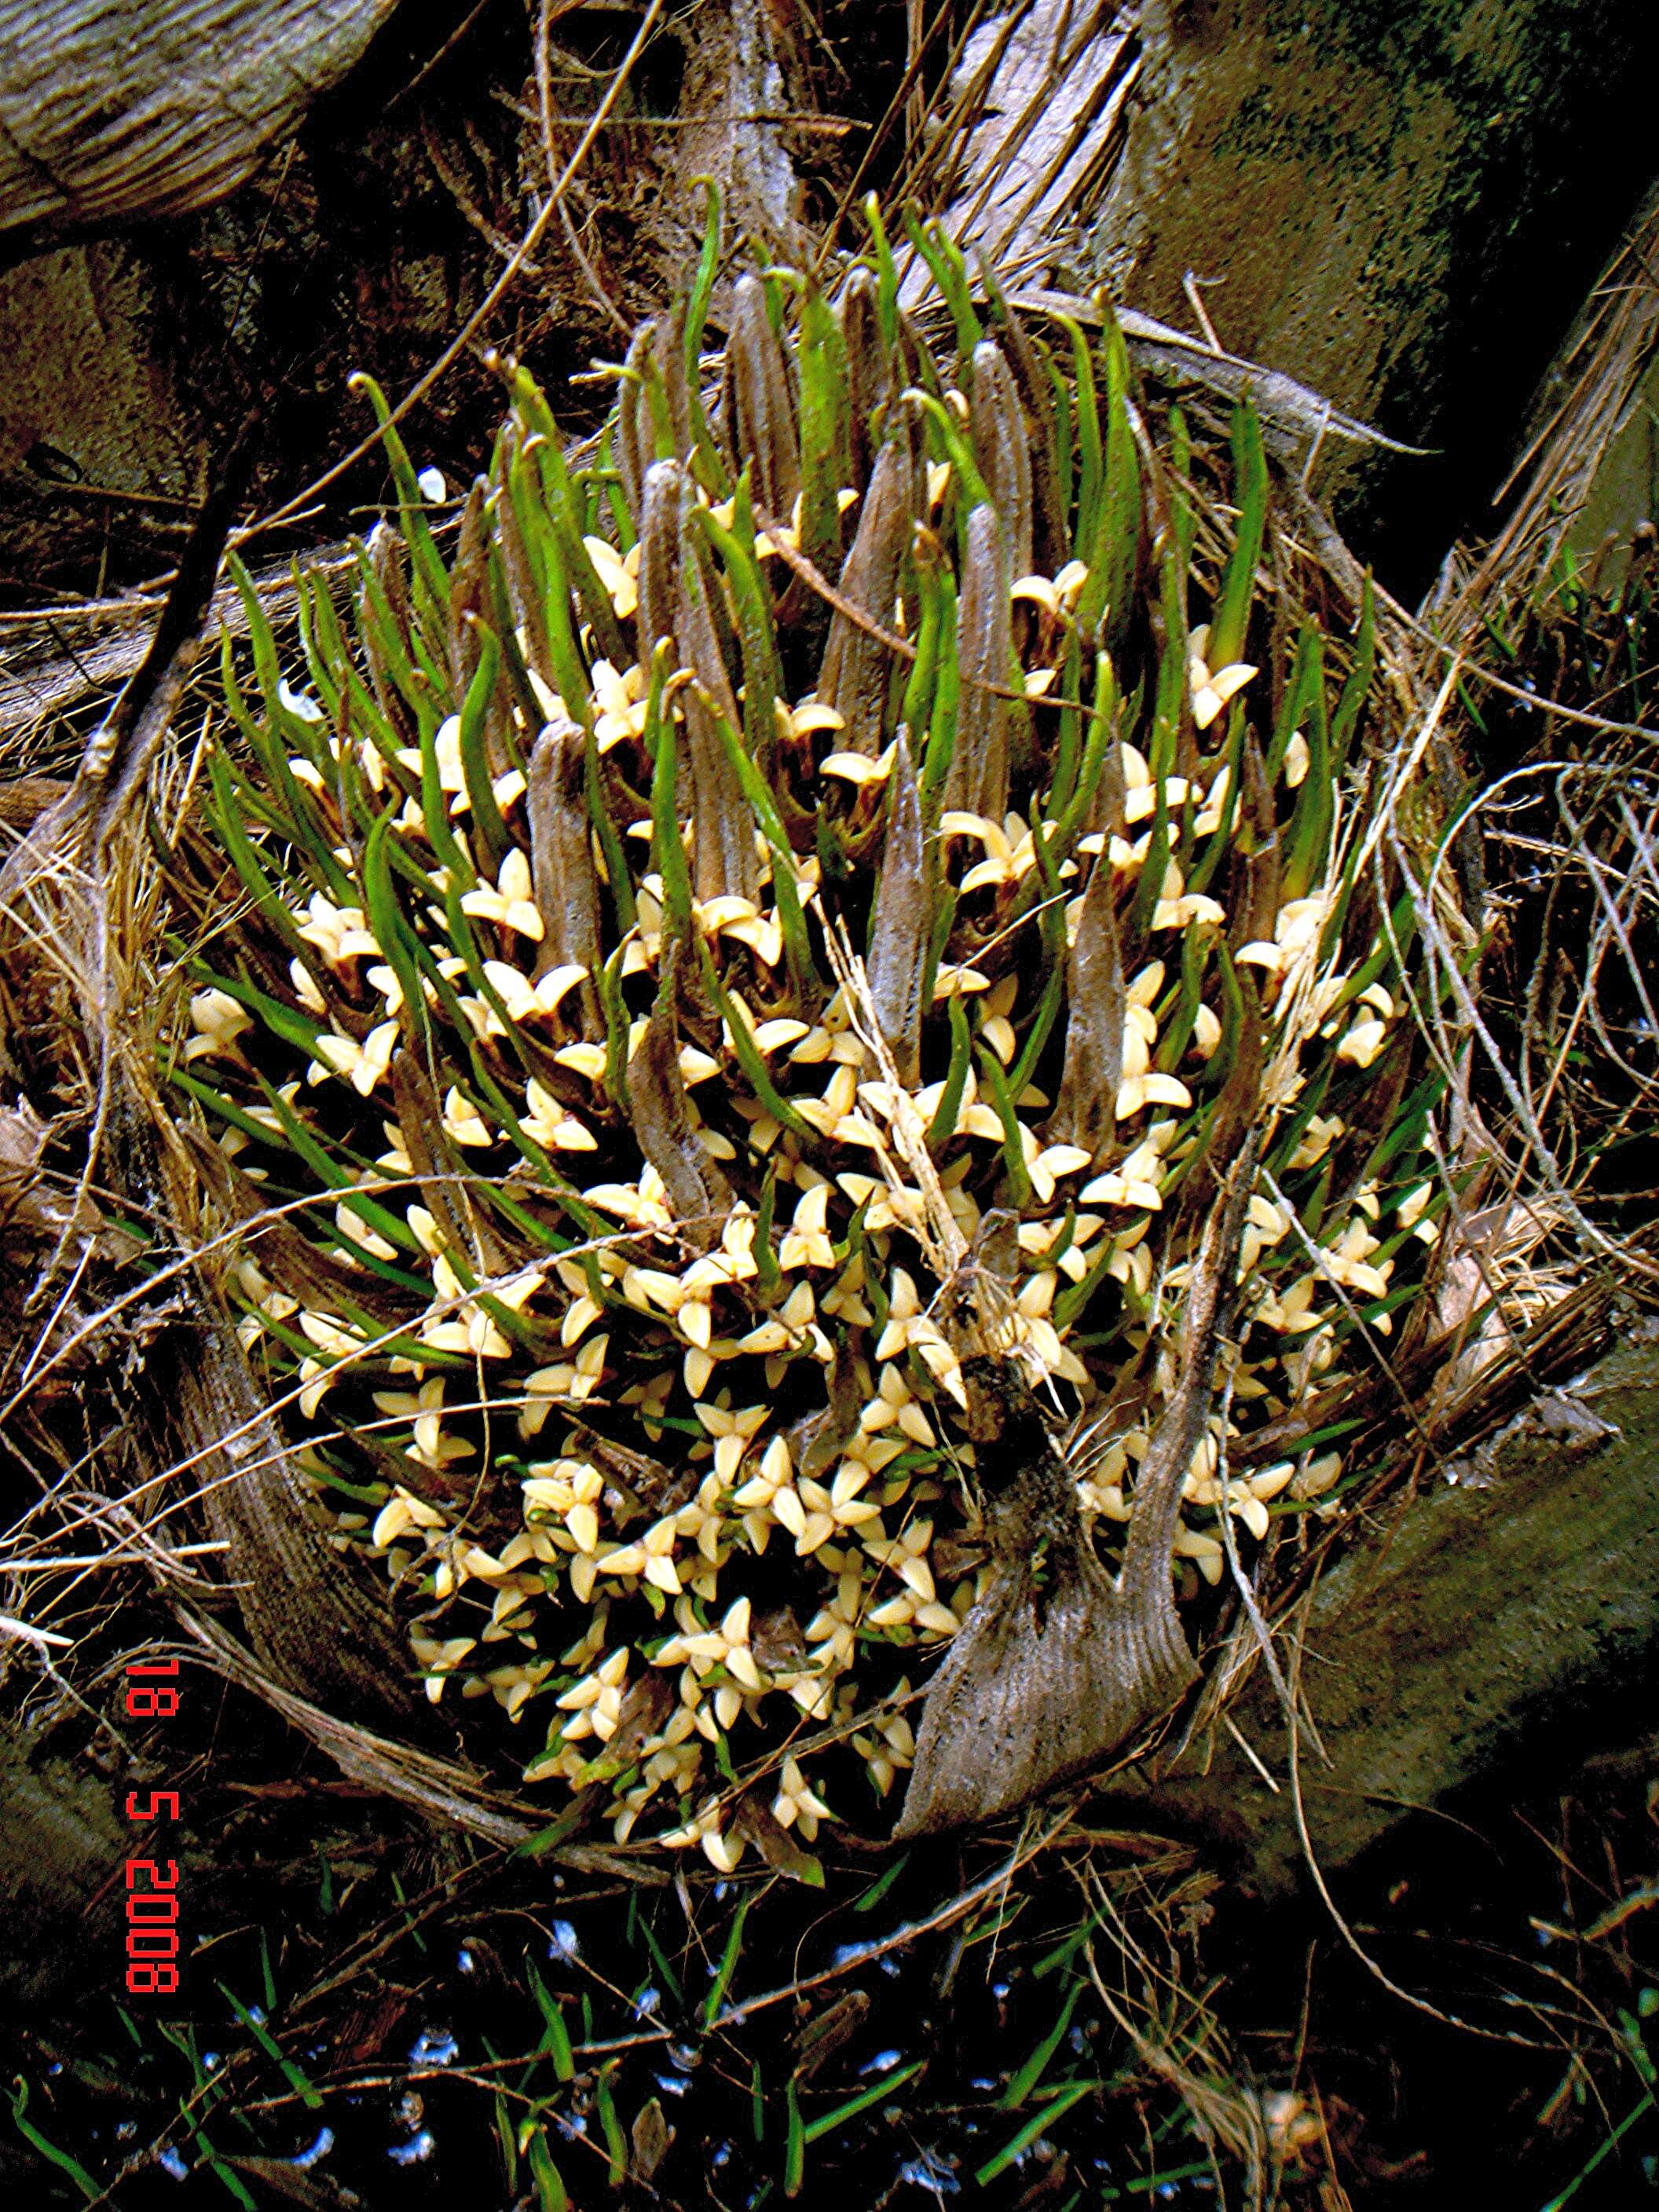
xmin=180 ymin=214 xmax=1441 ymax=1865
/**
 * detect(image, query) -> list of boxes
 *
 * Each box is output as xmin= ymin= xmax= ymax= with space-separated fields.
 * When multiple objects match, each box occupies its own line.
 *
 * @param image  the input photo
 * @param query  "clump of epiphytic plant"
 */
xmin=173 ymin=192 xmax=1448 ymax=1864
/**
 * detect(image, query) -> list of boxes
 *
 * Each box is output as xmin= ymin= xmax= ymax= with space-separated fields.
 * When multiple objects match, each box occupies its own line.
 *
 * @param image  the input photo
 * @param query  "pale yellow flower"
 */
xmin=295 ymin=894 xmax=379 ymax=972
xmin=522 ymin=1077 xmax=598 ymax=1152
xmin=410 ymin=1632 xmax=477 ymax=1704
xmin=1187 ymin=624 xmax=1258 ymax=731
xmin=309 ymin=1020 xmax=398 ymax=1097
xmin=185 ymin=987 xmax=253 ymax=1063
xmin=693 ymin=1397 xmax=769 ymax=1482
xmin=584 ymin=533 xmax=639 ymax=619
xmin=460 ymin=846 xmax=544 ymax=938
xmin=372 ymin=1377 xmax=476 ymax=1472
xmin=370 ymin=1482 xmax=449 ymax=1548
xmin=771 ymin=1756 xmax=832 ymax=1839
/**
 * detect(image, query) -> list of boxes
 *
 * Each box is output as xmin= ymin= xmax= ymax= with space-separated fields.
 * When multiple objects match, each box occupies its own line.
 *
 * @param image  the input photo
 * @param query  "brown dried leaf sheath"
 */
xmin=526 ymin=716 xmax=603 ymax=1031
xmin=815 ymin=419 xmax=919 ymax=755
xmin=865 ymin=731 xmax=929 ymax=1087
xmin=626 ymin=956 xmax=733 ymax=1251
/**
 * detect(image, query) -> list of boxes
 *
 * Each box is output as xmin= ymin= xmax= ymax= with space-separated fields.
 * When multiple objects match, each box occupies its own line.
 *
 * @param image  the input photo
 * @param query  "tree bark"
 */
xmin=1101 ymin=1336 xmax=1659 ymax=1897
xmin=1064 ymin=0 xmax=1659 ymax=580
xmin=0 ymin=0 xmax=398 ymax=247
xmin=928 ymin=0 xmax=1659 ymax=584
xmin=0 ymin=0 xmax=833 ymax=605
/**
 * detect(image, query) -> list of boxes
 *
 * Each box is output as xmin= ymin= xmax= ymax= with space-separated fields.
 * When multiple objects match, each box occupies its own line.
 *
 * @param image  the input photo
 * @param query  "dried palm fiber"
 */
xmin=0 ymin=436 xmax=426 ymax=1734
xmin=103 ymin=198 xmax=1459 ymax=1861
xmin=1404 ymin=179 xmax=1659 ymax=1318
xmin=1430 ymin=175 xmax=1659 ymax=629
xmin=894 ymin=0 xmax=1141 ymax=293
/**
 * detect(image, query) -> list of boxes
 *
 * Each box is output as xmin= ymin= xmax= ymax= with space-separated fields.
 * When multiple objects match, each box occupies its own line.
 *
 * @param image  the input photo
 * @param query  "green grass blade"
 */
xmin=456 ymin=624 xmax=512 ymax=871
xmin=1000 ymin=1981 xmax=1082 ymax=2108
xmin=798 ymin=276 xmax=852 ymax=580
xmin=526 ymin=1959 xmax=577 ymax=2079
xmin=703 ymin=1893 xmax=753 ymax=2027
xmin=646 ymin=642 xmax=693 ymax=949
xmin=700 ymin=473 xmax=784 ymax=763
xmin=698 ymin=941 xmax=813 ymax=1138
xmin=862 ymin=193 xmax=901 ymax=357
xmin=918 ymin=566 xmax=961 ymax=822
xmin=348 ymin=372 xmax=451 ymax=643
xmin=784 ymin=2076 xmax=806 ymax=2196
xmin=901 ymin=207 xmax=980 ymax=365
xmin=9 ymin=2078 xmax=100 ymax=2201
xmin=526 ymin=2124 xmax=570 ymax=2211
xmin=218 ymin=1986 xmax=323 ymax=2110
xmin=974 ymin=2081 xmax=1101 ymax=2186
xmin=802 ymin=2060 xmax=925 ymax=2145
xmin=1075 ymin=309 xmax=1139 ymax=641
xmin=1209 ymin=398 xmax=1267 ymax=671
xmin=705 ymin=692 xmax=820 ymax=1004
xmin=595 ymin=2060 xmax=628 ymax=2185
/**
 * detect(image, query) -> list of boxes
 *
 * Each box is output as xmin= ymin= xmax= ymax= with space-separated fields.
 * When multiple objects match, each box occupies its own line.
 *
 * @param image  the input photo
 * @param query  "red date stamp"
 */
xmin=122 ymin=1659 xmax=183 ymax=1996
